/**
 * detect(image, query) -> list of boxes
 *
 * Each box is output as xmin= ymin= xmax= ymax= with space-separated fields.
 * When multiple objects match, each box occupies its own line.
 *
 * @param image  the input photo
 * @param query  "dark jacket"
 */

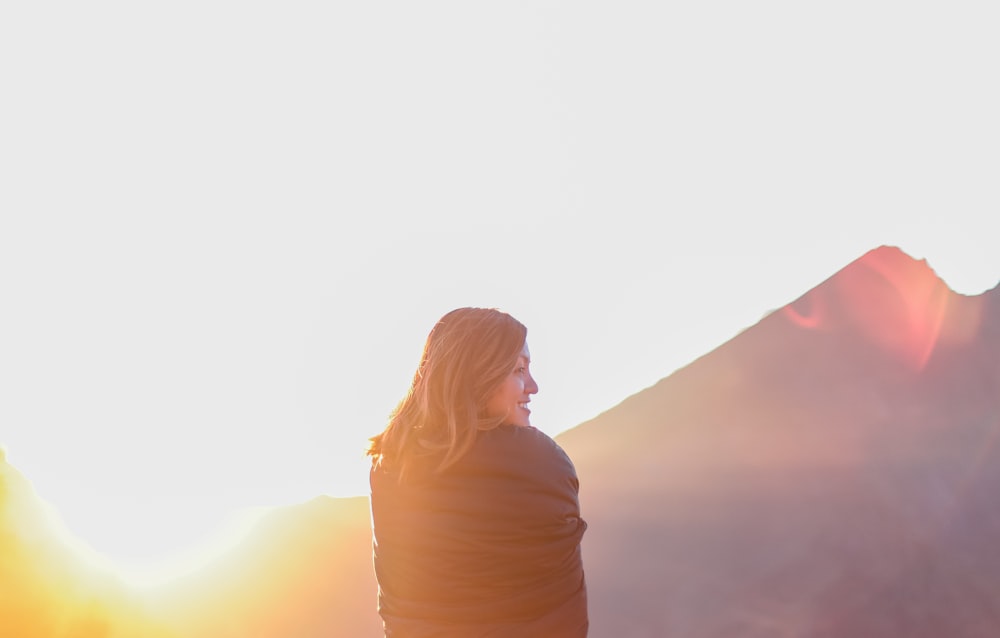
xmin=370 ymin=425 xmax=588 ymax=637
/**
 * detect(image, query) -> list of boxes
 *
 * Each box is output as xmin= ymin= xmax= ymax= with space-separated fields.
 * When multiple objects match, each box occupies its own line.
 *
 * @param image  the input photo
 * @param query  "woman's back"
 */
xmin=370 ymin=424 xmax=588 ymax=637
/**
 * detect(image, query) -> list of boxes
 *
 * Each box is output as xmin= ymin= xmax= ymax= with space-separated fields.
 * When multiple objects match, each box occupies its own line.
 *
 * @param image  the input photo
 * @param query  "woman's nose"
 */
xmin=526 ymin=374 xmax=539 ymax=395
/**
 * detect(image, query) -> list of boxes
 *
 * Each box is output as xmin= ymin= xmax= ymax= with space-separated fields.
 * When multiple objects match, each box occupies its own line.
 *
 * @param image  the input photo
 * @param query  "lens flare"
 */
xmin=783 ymin=247 xmax=983 ymax=371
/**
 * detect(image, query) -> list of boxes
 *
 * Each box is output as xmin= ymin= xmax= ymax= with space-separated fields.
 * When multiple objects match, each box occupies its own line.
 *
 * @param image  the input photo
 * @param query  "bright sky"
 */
xmin=2 ymin=1 xmax=998 ymax=585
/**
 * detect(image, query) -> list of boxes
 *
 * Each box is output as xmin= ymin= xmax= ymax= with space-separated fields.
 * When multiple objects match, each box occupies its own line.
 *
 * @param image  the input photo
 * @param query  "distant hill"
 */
xmin=5 ymin=245 xmax=999 ymax=637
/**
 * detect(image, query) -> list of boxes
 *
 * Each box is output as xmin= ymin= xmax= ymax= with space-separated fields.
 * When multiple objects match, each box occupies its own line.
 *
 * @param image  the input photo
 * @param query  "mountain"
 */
xmin=556 ymin=244 xmax=1000 ymax=636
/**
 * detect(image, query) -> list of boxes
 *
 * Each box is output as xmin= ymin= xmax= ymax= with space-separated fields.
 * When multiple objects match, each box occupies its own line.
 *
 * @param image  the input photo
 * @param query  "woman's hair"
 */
xmin=367 ymin=307 xmax=528 ymax=477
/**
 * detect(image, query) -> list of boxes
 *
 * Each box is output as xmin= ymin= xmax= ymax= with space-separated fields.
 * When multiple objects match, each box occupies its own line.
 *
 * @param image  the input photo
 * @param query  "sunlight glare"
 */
xmin=109 ymin=505 xmax=270 ymax=589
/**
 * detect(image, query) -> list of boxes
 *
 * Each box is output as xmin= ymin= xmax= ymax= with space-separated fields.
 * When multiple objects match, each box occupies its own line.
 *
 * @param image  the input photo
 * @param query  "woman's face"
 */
xmin=484 ymin=342 xmax=538 ymax=427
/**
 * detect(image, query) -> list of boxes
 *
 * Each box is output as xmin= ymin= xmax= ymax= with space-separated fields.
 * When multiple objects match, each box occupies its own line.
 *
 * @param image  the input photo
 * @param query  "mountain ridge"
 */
xmin=559 ymin=243 xmax=997 ymax=443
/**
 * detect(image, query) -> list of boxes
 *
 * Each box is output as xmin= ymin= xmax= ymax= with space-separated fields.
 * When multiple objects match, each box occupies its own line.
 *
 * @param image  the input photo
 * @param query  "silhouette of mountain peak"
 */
xmin=780 ymin=244 xmax=983 ymax=371
xmin=857 ymin=243 xmax=940 ymax=280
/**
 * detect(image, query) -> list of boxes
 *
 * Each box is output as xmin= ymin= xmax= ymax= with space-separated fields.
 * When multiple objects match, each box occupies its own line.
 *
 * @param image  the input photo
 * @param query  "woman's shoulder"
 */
xmin=371 ymin=426 xmax=579 ymax=494
xmin=480 ymin=424 xmax=566 ymax=454
xmin=470 ymin=425 xmax=577 ymax=478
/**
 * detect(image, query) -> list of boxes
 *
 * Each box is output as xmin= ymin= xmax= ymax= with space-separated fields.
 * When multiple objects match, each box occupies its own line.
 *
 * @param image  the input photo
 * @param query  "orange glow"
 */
xmin=0 ymin=457 xmax=178 ymax=638
xmin=2 ymin=454 xmax=381 ymax=638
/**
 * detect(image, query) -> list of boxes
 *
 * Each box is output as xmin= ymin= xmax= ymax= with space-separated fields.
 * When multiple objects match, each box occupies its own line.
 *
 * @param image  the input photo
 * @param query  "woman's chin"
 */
xmin=498 ymin=408 xmax=531 ymax=428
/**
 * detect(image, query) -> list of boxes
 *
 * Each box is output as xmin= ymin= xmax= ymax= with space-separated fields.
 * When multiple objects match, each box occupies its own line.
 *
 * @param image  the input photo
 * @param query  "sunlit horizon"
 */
xmin=3 ymin=247 xmax=997 ymax=584
xmin=3 ymin=0 xmax=999 ymax=599
xmin=1 ymin=446 xmax=271 ymax=589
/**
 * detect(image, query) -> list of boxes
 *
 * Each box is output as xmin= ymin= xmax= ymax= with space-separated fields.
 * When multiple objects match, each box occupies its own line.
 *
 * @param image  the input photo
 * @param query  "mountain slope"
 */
xmin=557 ymin=245 xmax=1000 ymax=637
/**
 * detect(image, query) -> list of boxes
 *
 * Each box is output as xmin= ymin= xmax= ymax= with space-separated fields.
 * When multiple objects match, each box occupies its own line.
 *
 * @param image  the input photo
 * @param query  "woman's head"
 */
xmin=368 ymin=307 xmax=534 ymax=475
xmin=483 ymin=340 xmax=537 ymax=428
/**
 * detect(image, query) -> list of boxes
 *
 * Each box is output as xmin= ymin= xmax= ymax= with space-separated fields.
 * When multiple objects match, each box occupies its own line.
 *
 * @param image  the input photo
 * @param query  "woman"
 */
xmin=368 ymin=307 xmax=588 ymax=637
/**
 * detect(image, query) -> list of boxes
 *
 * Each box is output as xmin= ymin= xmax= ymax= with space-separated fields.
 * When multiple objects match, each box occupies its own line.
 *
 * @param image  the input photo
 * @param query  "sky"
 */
xmin=2 ymin=1 xmax=998 ymax=585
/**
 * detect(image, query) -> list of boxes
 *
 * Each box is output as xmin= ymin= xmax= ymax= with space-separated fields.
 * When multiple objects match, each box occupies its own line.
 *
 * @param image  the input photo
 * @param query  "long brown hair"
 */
xmin=367 ymin=307 xmax=527 ymax=477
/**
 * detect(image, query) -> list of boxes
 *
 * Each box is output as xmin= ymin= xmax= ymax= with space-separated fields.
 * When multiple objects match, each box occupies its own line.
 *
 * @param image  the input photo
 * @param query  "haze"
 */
xmin=2 ymin=1 xmax=997 ymax=584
